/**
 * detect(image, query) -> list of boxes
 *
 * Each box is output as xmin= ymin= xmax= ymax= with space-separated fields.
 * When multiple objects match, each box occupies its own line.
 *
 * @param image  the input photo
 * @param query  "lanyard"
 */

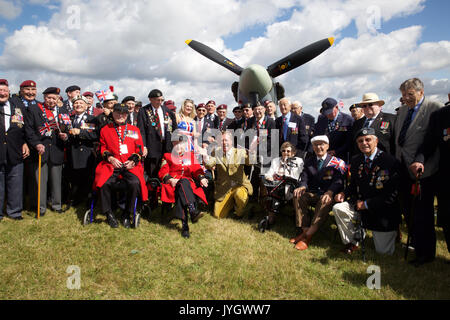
xmin=114 ymin=122 xmax=128 ymax=144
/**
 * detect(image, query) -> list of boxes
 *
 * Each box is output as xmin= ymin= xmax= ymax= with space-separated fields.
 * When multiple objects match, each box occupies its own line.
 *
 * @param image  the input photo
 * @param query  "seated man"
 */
xmin=291 ymin=135 xmax=346 ymax=251
xmin=333 ymin=128 xmax=401 ymax=255
xmin=159 ymin=139 xmax=208 ymax=238
xmin=259 ymin=142 xmax=304 ymax=230
xmin=93 ymin=103 xmax=147 ymax=228
xmin=205 ymin=131 xmax=253 ymax=219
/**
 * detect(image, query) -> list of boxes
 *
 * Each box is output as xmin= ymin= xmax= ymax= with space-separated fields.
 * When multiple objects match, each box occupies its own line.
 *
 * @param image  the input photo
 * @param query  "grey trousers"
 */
xmin=32 ymin=161 xmax=62 ymax=214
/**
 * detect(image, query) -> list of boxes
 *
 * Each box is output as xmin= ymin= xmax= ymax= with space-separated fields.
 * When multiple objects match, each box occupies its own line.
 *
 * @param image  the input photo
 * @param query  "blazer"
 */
xmin=314 ymin=112 xmax=354 ymax=162
xmin=351 ymin=111 xmax=396 ymax=156
xmin=394 ymin=97 xmax=442 ymax=179
xmin=0 ymin=99 xmax=28 ymax=165
xmin=137 ymin=104 xmax=177 ymax=159
xmin=275 ymin=113 xmax=308 ymax=158
xmin=205 ymin=147 xmax=253 ymax=201
xmin=299 ymin=153 xmax=345 ymax=196
xmin=68 ymin=113 xmax=97 ymax=170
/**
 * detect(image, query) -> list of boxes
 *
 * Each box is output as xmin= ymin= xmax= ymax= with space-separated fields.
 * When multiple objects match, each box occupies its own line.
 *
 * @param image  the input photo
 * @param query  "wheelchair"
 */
xmin=258 ymin=175 xmax=299 ymax=232
xmin=83 ymin=178 xmax=144 ymax=228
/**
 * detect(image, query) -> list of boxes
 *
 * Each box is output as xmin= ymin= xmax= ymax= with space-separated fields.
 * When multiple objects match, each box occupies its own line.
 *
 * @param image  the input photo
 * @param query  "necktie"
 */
xmin=398 ymin=108 xmax=414 ymax=147
xmin=0 ymin=103 xmax=5 ymax=134
xmin=364 ymin=157 xmax=372 ymax=174
xmin=364 ymin=118 xmax=373 ymax=128
xmin=317 ymin=159 xmax=324 ymax=170
xmin=154 ymin=108 xmax=162 ymax=136
xmin=283 ymin=117 xmax=288 ymax=140
xmin=219 ymin=120 xmax=223 ymax=131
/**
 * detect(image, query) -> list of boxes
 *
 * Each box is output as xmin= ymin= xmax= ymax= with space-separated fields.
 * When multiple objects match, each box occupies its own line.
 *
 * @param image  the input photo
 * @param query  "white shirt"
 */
xmin=152 ymin=105 xmax=165 ymax=139
xmin=3 ymin=100 xmax=11 ymax=132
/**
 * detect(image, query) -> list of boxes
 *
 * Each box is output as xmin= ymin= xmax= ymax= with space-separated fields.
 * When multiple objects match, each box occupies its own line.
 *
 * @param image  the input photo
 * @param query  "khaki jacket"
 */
xmin=206 ymin=147 xmax=253 ymax=201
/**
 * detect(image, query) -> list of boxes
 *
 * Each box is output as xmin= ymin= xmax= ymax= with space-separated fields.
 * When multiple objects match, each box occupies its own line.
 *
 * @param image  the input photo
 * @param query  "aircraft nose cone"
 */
xmin=239 ymin=64 xmax=273 ymax=99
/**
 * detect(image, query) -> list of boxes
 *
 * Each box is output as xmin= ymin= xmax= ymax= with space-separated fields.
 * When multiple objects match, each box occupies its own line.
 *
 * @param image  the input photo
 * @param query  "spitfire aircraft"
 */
xmin=185 ymin=37 xmax=334 ymax=106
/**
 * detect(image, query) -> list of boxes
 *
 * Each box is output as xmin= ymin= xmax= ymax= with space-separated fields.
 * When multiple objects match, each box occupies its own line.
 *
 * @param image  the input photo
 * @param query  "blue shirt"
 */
xmin=410 ymin=96 xmax=424 ymax=122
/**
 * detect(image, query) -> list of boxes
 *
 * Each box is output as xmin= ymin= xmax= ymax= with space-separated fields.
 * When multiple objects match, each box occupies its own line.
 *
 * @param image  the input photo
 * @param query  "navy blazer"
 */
xmin=314 ymin=111 xmax=354 ymax=162
xmin=276 ymin=113 xmax=308 ymax=157
xmin=299 ymin=153 xmax=345 ymax=195
xmin=68 ymin=114 xmax=97 ymax=170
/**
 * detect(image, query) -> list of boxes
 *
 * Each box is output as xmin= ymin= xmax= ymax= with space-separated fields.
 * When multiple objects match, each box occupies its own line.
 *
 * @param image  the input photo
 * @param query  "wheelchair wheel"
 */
xmin=133 ymin=213 xmax=141 ymax=229
xmin=83 ymin=209 xmax=92 ymax=226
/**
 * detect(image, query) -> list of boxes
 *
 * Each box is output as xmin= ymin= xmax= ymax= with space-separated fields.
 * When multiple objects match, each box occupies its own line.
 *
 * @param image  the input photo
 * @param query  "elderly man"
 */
xmin=93 ymin=103 xmax=147 ymax=228
xmin=122 ymin=96 xmax=138 ymax=126
xmin=314 ymin=97 xmax=354 ymax=162
xmin=216 ymin=104 xmax=232 ymax=132
xmin=333 ymin=128 xmax=401 ymax=255
xmin=10 ymin=80 xmax=39 ymax=109
xmin=26 ymin=87 xmax=70 ymax=215
xmin=275 ymin=98 xmax=308 ymax=158
xmin=349 ymin=104 xmax=365 ymax=121
xmin=264 ymin=100 xmax=278 ymax=121
xmin=205 ymin=100 xmax=219 ymax=127
xmin=82 ymin=92 xmax=102 ymax=116
xmin=137 ymin=89 xmax=177 ymax=208
xmin=395 ymin=78 xmax=443 ymax=267
xmin=205 ymin=131 xmax=253 ymax=219
xmin=63 ymin=85 xmax=81 ymax=113
xmin=291 ymin=135 xmax=345 ymax=251
xmin=0 ymin=79 xmax=30 ymax=220
xmin=351 ymin=93 xmax=396 ymax=156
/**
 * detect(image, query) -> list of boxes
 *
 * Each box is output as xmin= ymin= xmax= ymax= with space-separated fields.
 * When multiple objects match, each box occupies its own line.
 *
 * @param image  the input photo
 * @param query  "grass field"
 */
xmin=0 ymin=203 xmax=449 ymax=300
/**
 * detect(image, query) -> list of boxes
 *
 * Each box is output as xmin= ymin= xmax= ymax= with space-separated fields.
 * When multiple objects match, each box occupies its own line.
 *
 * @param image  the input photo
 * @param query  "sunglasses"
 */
xmin=362 ymin=103 xmax=374 ymax=108
xmin=281 ymin=150 xmax=292 ymax=153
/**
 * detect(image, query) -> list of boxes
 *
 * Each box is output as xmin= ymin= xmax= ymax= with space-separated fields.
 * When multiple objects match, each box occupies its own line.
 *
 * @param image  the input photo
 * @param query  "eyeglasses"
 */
xmin=281 ymin=150 xmax=292 ymax=153
xmin=362 ymin=103 xmax=373 ymax=108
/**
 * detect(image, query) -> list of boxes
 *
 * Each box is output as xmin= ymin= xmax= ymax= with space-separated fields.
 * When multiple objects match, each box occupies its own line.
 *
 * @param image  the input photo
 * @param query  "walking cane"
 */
xmin=37 ymin=154 xmax=42 ymax=220
xmin=404 ymin=168 xmax=422 ymax=261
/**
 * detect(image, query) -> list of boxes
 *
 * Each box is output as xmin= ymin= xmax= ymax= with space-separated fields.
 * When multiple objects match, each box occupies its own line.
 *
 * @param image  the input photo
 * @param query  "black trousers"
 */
xmin=100 ymin=170 xmax=140 ymax=216
xmin=437 ymin=176 xmax=450 ymax=253
xmin=70 ymin=167 xmax=94 ymax=205
xmin=144 ymin=157 xmax=162 ymax=206
xmin=174 ymin=178 xmax=196 ymax=221
xmin=399 ymin=168 xmax=437 ymax=260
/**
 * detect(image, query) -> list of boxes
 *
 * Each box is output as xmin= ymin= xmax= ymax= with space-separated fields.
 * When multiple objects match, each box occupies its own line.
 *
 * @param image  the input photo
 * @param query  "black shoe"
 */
xmin=187 ymin=203 xmax=203 ymax=223
xmin=122 ymin=213 xmax=131 ymax=229
xmin=409 ymin=256 xmax=435 ymax=267
xmin=106 ymin=213 xmax=119 ymax=228
xmin=55 ymin=209 xmax=64 ymax=214
xmin=11 ymin=216 xmax=23 ymax=220
xmin=258 ymin=216 xmax=269 ymax=233
xmin=181 ymin=226 xmax=190 ymax=238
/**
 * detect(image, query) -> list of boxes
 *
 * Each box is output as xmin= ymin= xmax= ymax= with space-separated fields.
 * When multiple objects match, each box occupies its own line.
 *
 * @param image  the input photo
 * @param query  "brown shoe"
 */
xmin=289 ymin=232 xmax=304 ymax=244
xmin=341 ymin=243 xmax=359 ymax=254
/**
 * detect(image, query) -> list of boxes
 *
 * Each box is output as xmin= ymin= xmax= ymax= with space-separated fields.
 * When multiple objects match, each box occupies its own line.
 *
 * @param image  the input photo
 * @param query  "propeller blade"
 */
xmin=267 ymin=37 xmax=334 ymax=78
xmin=185 ymin=39 xmax=244 ymax=76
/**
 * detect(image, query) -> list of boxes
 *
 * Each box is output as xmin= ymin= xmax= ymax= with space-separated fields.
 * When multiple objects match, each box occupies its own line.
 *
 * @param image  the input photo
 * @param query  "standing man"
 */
xmin=264 ymin=100 xmax=278 ymax=121
xmin=351 ymin=93 xmax=396 ymax=156
xmin=314 ymin=97 xmax=354 ymax=162
xmin=228 ymin=106 xmax=244 ymax=130
xmin=333 ymin=128 xmax=401 ymax=255
xmin=216 ymin=104 xmax=233 ymax=132
xmin=25 ymin=87 xmax=70 ymax=215
xmin=137 ymin=89 xmax=176 ymax=206
xmin=10 ymin=80 xmax=40 ymax=109
xmin=349 ymin=104 xmax=365 ymax=121
xmin=0 ymin=79 xmax=29 ymax=220
xmin=194 ymin=103 xmax=213 ymax=148
xmin=83 ymin=91 xmax=102 ymax=116
xmin=275 ymin=98 xmax=308 ymax=158
xmin=205 ymin=100 xmax=219 ymax=128
xmin=63 ymin=85 xmax=81 ymax=113
xmin=395 ymin=78 xmax=443 ymax=267
xmin=122 ymin=96 xmax=138 ymax=126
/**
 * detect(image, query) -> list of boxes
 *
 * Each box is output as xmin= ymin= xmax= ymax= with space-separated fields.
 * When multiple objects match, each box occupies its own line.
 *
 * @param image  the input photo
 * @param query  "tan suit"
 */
xmin=206 ymin=147 xmax=253 ymax=218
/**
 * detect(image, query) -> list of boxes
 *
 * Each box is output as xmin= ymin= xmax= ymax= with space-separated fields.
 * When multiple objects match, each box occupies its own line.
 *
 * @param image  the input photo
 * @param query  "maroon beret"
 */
xmin=206 ymin=100 xmax=216 ymax=106
xmin=82 ymin=91 xmax=94 ymax=97
xmin=164 ymin=100 xmax=175 ymax=106
xmin=217 ymin=104 xmax=227 ymax=110
xmin=20 ymin=80 xmax=36 ymax=88
xmin=0 ymin=79 xmax=8 ymax=86
xmin=264 ymin=100 xmax=273 ymax=106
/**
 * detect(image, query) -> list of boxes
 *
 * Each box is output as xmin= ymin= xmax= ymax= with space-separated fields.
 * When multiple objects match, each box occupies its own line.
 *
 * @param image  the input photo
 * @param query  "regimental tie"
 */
xmin=282 ymin=116 xmax=288 ymax=140
xmin=317 ymin=158 xmax=324 ymax=171
xmin=364 ymin=157 xmax=372 ymax=174
xmin=364 ymin=118 xmax=374 ymax=128
xmin=398 ymin=108 xmax=414 ymax=147
xmin=154 ymin=108 xmax=162 ymax=136
xmin=219 ymin=120 xmax=223 ymax=131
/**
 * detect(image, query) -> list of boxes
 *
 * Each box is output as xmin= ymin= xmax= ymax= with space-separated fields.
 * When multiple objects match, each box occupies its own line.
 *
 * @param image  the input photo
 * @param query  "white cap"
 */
xmin=311 ymin=135 xmax=329 ymax=144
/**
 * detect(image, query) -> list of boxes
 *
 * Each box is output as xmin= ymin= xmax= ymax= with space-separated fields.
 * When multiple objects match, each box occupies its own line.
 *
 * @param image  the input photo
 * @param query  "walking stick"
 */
xmin=404 ymin=168 xmax=422 ymax=261
xmin=37 ymin=154 xmax=42 ymax=219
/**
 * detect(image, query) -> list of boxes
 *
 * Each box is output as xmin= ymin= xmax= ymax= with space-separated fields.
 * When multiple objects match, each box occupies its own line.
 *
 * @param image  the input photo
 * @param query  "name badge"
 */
xmin=119 ymin=144 xmax=128 ymax=155
xmin=288 ymin=122 xmax=297 ymax=129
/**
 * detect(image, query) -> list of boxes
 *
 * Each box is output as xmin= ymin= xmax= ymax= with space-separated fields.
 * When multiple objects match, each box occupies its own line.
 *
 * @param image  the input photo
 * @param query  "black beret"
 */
xmin=148 ymin=89 xmax=163 ymax=98
xmin=232 ymin=106 xmax=242 ymax=112
xmin=65 ymin=85 xmax=81 ymax=93
xmin=43 ymin=87 xmax=60 ymax=95
xmin=113 ymin=103 xmax=129 ymax=113
xmin=121 ymin=96 xmax=135 ymax=104
xmin=355 ymin=127 xmax=376 ymax=138
xmin=349 ymin=104 xmax=361 ymax=111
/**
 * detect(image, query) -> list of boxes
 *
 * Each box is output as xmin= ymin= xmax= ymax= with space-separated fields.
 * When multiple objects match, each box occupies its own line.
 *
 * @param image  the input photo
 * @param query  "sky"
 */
xmin=0 ymin=0 xmax=449 ymax=117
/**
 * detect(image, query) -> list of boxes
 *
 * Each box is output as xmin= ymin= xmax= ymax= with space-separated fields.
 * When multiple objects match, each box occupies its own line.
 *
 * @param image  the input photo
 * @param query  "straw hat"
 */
xmin=356 ymin=93 xmax=385 ymax=107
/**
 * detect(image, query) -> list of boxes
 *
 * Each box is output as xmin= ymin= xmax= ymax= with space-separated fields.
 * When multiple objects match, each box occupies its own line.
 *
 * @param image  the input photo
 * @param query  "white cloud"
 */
xmin=1 ymin=0 xmax=449 ymax=118
xmin=0 ymin=0 xmax=22 ymax=19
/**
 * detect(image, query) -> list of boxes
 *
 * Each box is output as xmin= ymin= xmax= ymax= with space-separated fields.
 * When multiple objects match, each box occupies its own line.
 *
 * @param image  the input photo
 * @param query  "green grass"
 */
xmin=0 ymin=204 xmax=449 ymax=300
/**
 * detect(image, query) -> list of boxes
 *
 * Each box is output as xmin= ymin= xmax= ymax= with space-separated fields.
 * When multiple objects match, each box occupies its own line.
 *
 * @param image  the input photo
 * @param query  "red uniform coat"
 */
xmin=158 ymin=152 xmax=207 ymax=204
xmin=93 ymin=123 xmax=148 ymax=201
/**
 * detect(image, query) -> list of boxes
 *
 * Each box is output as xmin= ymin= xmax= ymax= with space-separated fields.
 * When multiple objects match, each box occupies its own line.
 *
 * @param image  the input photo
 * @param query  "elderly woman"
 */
xmin=259 ymin=142 xmax=304 ymax=231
